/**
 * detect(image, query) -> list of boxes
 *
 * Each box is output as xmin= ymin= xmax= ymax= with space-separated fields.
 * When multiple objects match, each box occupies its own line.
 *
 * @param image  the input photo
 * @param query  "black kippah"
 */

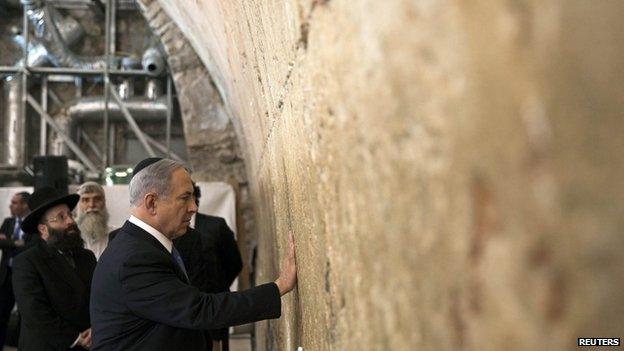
xmin=131 ymin=157 xmax=163 ymax=179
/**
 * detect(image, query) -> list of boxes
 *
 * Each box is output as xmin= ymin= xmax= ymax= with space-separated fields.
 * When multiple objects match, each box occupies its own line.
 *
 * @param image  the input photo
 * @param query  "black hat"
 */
xmin=131 ymin=157 xmax=163 ymax=180
xmin=21 ymin=187 xmax=79 ymax=234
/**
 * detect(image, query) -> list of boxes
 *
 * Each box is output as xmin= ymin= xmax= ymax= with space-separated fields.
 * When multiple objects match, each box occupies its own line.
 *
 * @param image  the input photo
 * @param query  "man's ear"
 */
xmin=144 ymin=193 xmax=157 ymax=214
xmin=38 ymin=223 xmax=49 ymax=241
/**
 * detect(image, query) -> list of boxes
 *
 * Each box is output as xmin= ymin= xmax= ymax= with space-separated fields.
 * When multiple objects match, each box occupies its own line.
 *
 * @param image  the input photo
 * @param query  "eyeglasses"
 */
xmin=45 ymin=211 xmax=74 ymax=224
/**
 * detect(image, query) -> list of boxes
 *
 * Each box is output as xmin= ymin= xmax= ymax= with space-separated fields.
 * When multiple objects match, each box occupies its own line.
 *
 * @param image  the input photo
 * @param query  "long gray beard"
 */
xmin=77 ymin=210 xmax=109 ymax=241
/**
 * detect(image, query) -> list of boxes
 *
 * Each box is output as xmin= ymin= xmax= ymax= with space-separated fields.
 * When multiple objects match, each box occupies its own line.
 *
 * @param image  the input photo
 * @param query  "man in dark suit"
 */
xmin=12 ymin=187 xmax=97 ymax=350
xmin=91 ymin=158 xmax=297 ymax=351
xmin=191 ymin=184 xmax=243 ymax=351
xmin=0 ymin=191 xmax=31 ymax=348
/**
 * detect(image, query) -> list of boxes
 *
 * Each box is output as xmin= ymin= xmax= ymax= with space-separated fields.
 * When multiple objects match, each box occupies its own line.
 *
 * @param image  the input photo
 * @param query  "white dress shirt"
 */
xmin=128 ymin=215 xmax=172 ymax=253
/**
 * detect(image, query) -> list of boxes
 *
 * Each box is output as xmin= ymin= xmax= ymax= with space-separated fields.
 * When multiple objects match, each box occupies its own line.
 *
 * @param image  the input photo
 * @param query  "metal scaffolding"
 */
xmin=1 ymin=0 xmax=176 ymax=178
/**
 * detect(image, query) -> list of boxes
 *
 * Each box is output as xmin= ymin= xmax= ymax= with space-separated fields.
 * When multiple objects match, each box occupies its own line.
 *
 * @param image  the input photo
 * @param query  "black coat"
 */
xmin=1 ymin=216 xmax=41 ymax=289
xmin=0 ymin=217 xmax=19 ymax=285
xmin=175 ymin=214 xmax=244 ymax=342
xmin=173 ymin=227 xmax=210 ymax=292
xmin=193 ymin=213 xmax=243 ymax=292
xmin=90 ymin=220 xmax=281 ymax=351
xmin=11 ymin=242 xmax=96 ymax=351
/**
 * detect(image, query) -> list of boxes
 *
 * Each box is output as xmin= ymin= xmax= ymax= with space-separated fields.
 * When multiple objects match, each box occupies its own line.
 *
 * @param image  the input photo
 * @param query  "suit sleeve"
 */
xmin=12 ymin=254 xmax=80 ymax=349
xmin=217 ymin=219 xmax=243 ymax=288
xmin=0 ymin=218 xmax=10 ymax=236
xmin=120 ymin=249 xmax=281 ymax=330
xmin=0 ymin=219 xmax=14 ymax=248
xmin=0 ymin=238 xmax=17 ymax=249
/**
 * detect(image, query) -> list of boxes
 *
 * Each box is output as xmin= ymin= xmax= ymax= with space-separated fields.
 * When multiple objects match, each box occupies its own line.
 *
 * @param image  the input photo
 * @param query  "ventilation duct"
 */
xmin=2 ymin=76 xmax=25 ymax=167
xmin=2 ymin=3 xmax=85 ymax=167
xmin=22 ymin=0 xmax=113 ymax=69
xmin=142 ymin=47 xmax=165 ymax=76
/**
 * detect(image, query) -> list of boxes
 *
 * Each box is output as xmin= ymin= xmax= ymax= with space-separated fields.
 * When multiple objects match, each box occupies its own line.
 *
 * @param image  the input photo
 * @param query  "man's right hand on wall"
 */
xmin=275 ymin=231 xmax=297 ymax=296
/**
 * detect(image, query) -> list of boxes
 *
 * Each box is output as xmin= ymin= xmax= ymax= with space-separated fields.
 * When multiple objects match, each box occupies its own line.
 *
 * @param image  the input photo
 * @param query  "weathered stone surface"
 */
xmin=136 ymin=0 xmax=255 ymax=263
xmin=155 ymin=1 xmax=624 ymax=350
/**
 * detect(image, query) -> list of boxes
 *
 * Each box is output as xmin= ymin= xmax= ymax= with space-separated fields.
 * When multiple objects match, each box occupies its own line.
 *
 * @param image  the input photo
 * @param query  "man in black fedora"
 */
xmin=12 ymin=187 xmax=96 ymax=350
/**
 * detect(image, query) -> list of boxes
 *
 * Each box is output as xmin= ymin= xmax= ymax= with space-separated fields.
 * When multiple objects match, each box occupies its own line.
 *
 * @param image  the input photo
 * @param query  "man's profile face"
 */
xmin=78 ymin=192 xmax=105 ymax=214
xmin=154 ymin=168 xmax=197 ymax=239
xmin=9 ymin=194 xmax=28 ymax=218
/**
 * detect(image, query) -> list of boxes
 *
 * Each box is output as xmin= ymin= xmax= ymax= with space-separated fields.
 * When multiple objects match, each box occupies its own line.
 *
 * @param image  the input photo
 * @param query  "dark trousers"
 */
xmin=0 ymin=269 xmax=15 ymax=347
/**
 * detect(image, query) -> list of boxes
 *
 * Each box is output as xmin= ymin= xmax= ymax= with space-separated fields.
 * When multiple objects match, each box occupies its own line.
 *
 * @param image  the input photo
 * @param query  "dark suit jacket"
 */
xmin=0 ymin=217 xmax=18 ymax=286
xmin=181 ymin=214 xmax=244 ymax=342
xmin=90 ymin=221 xmax=281 ymax=351
xmin=0 ymin=217 xmax=40 ymax=286
xmin=11 ymin=242 xmax=96 ymax=351
xmin=194 ymin=213 xmax=243 ymax=292
xmin=173 ymin=227 xmax=210 ymax=292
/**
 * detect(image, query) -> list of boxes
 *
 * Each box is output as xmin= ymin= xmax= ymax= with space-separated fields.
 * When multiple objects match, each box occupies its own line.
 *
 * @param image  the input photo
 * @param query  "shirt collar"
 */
xmin=129 ymin=215 xmax=172 ymax=253
xmin=190 ymin=213 xmax=196 ymax=229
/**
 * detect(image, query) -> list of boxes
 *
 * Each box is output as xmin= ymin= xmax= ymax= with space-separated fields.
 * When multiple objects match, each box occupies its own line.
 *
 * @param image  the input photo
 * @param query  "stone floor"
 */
xmin=229 ymin=334 xmax=252 ymax=351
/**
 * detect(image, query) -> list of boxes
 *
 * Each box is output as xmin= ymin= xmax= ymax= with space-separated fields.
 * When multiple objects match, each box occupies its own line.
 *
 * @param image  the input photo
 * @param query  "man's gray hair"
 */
xmin=78 ymin=181 xmax=105 ymax=196
xmin=129 ymin=159 xmax=188 ymax=207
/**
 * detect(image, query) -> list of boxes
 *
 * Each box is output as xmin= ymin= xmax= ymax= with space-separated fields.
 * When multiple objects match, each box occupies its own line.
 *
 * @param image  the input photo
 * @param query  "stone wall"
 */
xmin=136 ymin=0 xmax=256 ymax=287
xmin=152 ymin=1 xmax=624 ymax=350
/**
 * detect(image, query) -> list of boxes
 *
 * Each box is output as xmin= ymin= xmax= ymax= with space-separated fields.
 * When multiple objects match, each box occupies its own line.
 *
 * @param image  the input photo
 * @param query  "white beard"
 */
xmin=77 ymin=210 xmax=109 ymax=241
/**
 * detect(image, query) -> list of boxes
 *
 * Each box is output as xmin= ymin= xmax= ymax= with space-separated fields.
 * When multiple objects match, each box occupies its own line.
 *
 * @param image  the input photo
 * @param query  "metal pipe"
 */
xmin=0 ymin=67 xmax=21 ymax=74
xmin=145 ymin=78 xmax=162 ymax=100
xmin=110 ymin=0 xmax=116 ymax=56
xmin=143 ymin=133 xmax=184 ymax=162
xmin=103 ymin=0 xmax=112 ymax=170
xmin=19 ymin=2 xmax=29 ymax=168
xmin=42 ymin=0 xmax=137 ymax=10
xmin=75 ymin=76 xmax=82 ymax=98
xmin=117 ymin=79 xmax=134 ymax=100
xmin=108 ymin=123 xmax=115 ymax=164
xmin=40 ymin=75 xmax=47 ymax=155
xmin=67 ymin=96 xmax=168 ymax=120
xmin=108 ymin=85 xmax=156 ymax=157
xmin=79 ymin=129 xmax=103 ymax=161
xmin=3 ymin=77 xmax=25 ymax=166
xmin=23 ymin=1 xmax=110 ymax=69
xmin=1 ymin=66 xmax=149 ymax=76
xmin=142 ymin=47 xmax=166 ymax=77
xmin=26 ymin=94 xmax=99 ymax=172
xmin=2 ymin=4 xmax=84 ymax=165
xmin=166 ymin=75 xmax=172 ymax=158
xmin=11 ymin=11 xmax=83 ymax=68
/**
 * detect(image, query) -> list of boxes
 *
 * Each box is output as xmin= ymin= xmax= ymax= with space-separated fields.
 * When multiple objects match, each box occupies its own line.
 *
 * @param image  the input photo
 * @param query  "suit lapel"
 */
xmin=122 ymin=221 xmax=190 ymax=284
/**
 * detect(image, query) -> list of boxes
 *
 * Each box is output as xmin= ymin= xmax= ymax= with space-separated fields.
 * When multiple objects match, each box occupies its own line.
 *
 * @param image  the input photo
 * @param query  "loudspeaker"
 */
xmin=33 ymin=155 xmax=68 ymax=195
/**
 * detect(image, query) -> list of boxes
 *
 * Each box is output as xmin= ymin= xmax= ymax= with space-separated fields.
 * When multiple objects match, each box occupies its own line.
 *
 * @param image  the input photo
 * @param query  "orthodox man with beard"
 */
xmin=12 ymin=187 xmax=96 ymax=351
xmin=76 ymin=182 xmax=112 ymax=260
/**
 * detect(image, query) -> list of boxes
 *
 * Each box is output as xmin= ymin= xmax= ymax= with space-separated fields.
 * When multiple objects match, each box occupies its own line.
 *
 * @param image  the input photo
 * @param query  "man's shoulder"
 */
xmin=106 ymin=224 xmax=161 ymax=256
xmin=0 ymin=216 xmax=13 ymax=228
xmin=196 ymin=213 xmax=229 ymax=229
xmin=196 ymin=213 xmax=222 ymax=222
xmin=97 ymin=228 xmax=156 ymax=272
xmin=11 ymin=243 xmax=44 ymax=266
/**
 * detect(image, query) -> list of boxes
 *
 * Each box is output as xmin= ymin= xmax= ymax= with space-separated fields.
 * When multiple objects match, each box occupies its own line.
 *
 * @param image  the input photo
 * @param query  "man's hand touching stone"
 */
xmin=275 ymin=231 xmax=297 ymax=296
